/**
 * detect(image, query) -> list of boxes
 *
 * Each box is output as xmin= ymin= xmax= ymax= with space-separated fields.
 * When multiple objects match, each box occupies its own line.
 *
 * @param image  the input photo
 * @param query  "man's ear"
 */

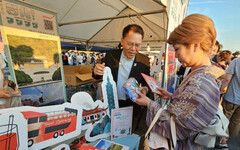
xmin=121 ymin=38 xmax=123 ymax=46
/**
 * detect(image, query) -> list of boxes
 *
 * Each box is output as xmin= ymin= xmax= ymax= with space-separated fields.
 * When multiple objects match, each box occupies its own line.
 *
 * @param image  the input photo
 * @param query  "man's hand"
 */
xmin=138 ymin=86 xmax=148 ymax=95
xmin=136 ymin=93 xmax=149 ymax=106
xmin=0 ymin=89 xmax=12 ymax=98
xmin=93 ymin=63 xmax=105 ymax=76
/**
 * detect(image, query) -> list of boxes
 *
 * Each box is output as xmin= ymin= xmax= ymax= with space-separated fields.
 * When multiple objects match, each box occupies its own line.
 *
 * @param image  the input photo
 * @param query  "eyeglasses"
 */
xmin=126 ymin=42 xmax=141 ymax=50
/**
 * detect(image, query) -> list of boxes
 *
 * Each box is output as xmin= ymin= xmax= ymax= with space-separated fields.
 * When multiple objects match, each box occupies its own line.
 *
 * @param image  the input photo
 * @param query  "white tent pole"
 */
xmin=58 ymin=9 xmax=165 ymax=26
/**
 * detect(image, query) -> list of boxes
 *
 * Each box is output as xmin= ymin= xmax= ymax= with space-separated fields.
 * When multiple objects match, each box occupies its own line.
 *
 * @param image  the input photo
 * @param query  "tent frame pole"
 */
xmin=58 ymin=9 xmax=165 ymax=26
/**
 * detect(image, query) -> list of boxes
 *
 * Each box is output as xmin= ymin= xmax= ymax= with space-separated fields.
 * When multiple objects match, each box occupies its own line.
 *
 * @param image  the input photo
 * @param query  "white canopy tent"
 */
xmin=18 ymin=0 xmax=169 ymax=51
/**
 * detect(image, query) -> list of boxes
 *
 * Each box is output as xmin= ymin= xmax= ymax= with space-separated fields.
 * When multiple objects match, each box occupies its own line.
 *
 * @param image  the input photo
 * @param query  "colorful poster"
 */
xmin=20 ymin=82 xmax=65 ymax=107
xmin=166 ymin=45 xmax=176 ymax=93
xmin=163 ymin=0 xmax=189 ymax=93
xmin=0 ymin=0 xmax=66 ymax=105
xmin=111 ymin=107 xmax=133 ymax=140
xmin=0 ymin=103 xmax=82 ymax=150
xmin=5 ymin=29 xmax=62 ymax=87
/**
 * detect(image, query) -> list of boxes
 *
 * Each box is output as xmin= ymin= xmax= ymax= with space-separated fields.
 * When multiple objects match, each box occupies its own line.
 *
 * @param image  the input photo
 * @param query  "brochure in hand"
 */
xmin=122 ymin=78 xmax=140 ymax=102
xmin=141 ymin=73 xmax=161 ymax=94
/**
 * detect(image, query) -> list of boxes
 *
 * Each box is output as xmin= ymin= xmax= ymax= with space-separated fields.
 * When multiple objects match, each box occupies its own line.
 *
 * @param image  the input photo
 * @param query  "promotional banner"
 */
xmin=0 ymin=0 xmax=66 ymax=105
xmin=163 ymin=0 xmax=189 ymax=93
xmin=1 ymin=0 xmax=57 ymax=35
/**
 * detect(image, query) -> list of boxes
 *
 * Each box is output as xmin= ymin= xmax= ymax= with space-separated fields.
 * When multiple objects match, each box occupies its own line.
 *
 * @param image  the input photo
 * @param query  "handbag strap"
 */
xmin=170 ymin=116 xmax=177 ymax=149
xmin=145 ymin=108 xmax=163 ymax=138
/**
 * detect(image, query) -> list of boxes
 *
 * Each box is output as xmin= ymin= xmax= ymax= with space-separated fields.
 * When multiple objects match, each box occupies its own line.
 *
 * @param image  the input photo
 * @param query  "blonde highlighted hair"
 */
xmin=167 ymin=14 xmax=216 ymax=53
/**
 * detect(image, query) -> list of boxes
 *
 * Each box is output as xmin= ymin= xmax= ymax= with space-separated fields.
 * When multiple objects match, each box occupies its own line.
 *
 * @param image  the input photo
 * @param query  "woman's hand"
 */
xmin=135 ymin=93 xmax=150 ymax=106
xmin=0 ymin=89 xmax=12 ymax=98
xmin=14 ymin=87 xmax=21 ymax=95
xmin=138 ymin=86 xmax=148 ymax=95
xmin=157 ymin=88 xmax=172 ymax=100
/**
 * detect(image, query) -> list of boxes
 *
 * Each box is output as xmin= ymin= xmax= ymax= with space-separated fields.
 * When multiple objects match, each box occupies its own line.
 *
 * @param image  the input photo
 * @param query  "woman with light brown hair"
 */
xmin=137 ymin=14 xmax=228 ymax=150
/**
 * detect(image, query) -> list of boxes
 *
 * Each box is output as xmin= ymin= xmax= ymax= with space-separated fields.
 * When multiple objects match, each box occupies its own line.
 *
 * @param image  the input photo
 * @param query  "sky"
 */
xmin=187 ymin=0 xmax=240 ymax=53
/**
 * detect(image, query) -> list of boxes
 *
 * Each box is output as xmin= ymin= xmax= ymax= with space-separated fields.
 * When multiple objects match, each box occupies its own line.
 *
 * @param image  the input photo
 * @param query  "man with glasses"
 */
xmin=93 ymin=24 xmax=150 ymax=131
xmin=93 ymin=24 xmax=150 ymax=107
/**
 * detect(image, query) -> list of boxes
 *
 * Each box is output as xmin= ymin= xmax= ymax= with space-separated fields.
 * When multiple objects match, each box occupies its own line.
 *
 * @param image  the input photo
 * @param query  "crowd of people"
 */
xmin=62 ymin=51 xmax=105 ymax=66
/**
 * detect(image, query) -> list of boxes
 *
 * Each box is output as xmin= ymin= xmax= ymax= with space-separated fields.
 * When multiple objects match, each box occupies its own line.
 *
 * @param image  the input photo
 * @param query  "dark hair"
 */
xmin=122 ymin=24 xmax=144 ymax=39
xmin=218 ymin=51 xmax=230 ymax=62
xmin=222 ymin=50 xmax=232 ymax=56
xmin=233 ymin=51 xmax=240 ymax=56
xmin=215 ymin=40 xmax=220 ymax=53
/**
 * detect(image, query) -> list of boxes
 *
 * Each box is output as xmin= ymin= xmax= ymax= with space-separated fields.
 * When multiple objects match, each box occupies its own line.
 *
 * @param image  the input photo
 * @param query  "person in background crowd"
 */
xmin=62 ymin=52 xmax=69 ymax=65
xmin=136 ymin=14 xmax=225 ymax=150
xmin=73 ymin=51 xmax=78 ymax=66
xmin=232 ymin=51 xmax=240 ymax=60
xmin=222 ymin=50 xmax=232 ymax=68
xmin=93 ymin=24 xmax=150 ymax=131
xmin=211 ymin=40 xmax=221 ymax=63
xmin=68 ymin=51 xmax=74 ymax=65
xmin=218 ymin=57 xmax=240 ymax=149
xmin=217 ymin=51 xmax=231 ymax=70
xmin=79 ymin=53 xmax=83 ymax=64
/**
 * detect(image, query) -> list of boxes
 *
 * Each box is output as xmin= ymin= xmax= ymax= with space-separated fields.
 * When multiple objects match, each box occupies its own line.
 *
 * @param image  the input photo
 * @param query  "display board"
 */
xmin=0 ymin=103 xmax=82 ymax=150
xmin=163 ymin=0 xmax=189 ymax=93
xmin=0 ymin=0 xmax=66 ymax=105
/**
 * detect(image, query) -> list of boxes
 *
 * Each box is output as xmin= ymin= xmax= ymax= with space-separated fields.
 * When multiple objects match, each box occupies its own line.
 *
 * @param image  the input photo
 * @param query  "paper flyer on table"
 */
xmin=111 ymin=107 xmax=133 ymax=140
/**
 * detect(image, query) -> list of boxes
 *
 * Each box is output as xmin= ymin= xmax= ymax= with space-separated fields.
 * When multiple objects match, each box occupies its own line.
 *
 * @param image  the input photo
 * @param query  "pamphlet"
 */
xmin=141 ymin=73 xmax=161 ymax=94
xmin=95 ymin=139 xmax=129 ymax=150
xmin=122 ymin=78 xmax=140 ymax=102
xmin=111 ymin=107 xmax=133 ymax=140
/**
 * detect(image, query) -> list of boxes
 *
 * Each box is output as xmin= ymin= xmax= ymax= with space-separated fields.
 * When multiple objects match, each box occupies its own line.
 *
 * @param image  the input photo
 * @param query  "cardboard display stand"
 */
xmin=0 ymin=103 xmax=82 ymax=150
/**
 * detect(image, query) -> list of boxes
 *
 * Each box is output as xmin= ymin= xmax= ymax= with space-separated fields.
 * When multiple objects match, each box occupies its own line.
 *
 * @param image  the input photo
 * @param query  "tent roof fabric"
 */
xmin=22 ymin=0 xmax=168 ymax=51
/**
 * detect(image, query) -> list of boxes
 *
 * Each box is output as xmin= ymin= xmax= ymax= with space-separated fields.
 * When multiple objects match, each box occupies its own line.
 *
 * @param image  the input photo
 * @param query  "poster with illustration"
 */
xmin=166 ymin=45 xmax=177 ymax=93
xmin=20 ymin=82 xmax=65 ymax=107
xmin=0 ymin=0 xmax=66 ymax=105
xmin=70 ymin=67 xmax=118 ymax=142
xmin=0 ymin=103 xmax=82 ymax=150
xmin=6 ymin=32 xmax=62 ymax=87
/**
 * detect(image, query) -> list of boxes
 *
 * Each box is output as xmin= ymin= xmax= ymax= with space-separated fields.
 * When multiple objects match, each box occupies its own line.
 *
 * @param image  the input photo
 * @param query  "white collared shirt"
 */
xmin=117 ymin=51 xmax=135 ymax=100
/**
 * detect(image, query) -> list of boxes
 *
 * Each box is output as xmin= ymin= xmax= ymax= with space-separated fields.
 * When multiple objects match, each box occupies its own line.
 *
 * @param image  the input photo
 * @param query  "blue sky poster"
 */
xmin=20 ymin=81 xmax=64 ymax=106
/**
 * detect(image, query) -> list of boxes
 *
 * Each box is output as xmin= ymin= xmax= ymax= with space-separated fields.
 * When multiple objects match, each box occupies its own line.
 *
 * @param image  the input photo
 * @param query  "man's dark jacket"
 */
xmin=93 ymin=49 xmax=150 ymax=87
